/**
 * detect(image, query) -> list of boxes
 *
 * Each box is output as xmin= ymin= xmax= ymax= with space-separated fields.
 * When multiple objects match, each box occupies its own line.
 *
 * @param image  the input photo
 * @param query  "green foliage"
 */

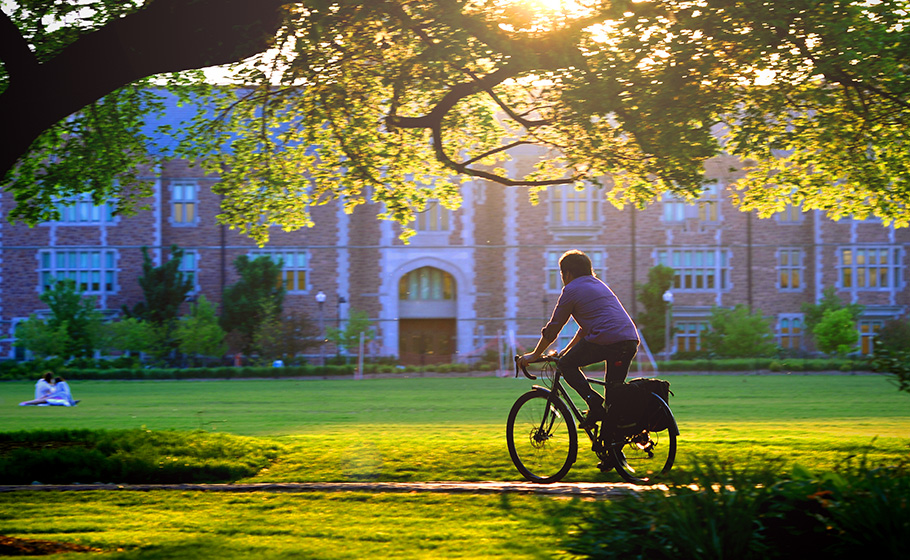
xmin=123 ymin=245 xmax=194 ymax=357
xmin=220 ymin=255 xmax=285 ymax=354
xmin=814 ymin=308 xmax=860 ymax=356
xmin=801 ymin=287 xmax=864 ymax=344
xmin=326 ymin=309 xmax=376 ymax=355
xmin=702 ymin=305 xmax=777 ymax=358
xmin=5 ymin=2 xmax=910 ymax=243
xmin=870 ymin=339 xmax=910 ymax=395
xmin=564 ymin=461 xmax=910 ymax=560
xmin=874 ymin=318 xmax=910 ymax=354
xmin=253 ymin=310 xmax=320 ymax=362
xmin=98 ymin=316 xmax=157 ymax=356
xmin=767 ymin=358 xmax=870 ymax=373
xmin=13 ymin=316 xmax=68 ymax=358
xmin=175 ymin=295 xmax=227 ymax=361
xmin=635 ymin=265 xmax=675 ymax=355
xmin=0 ymin=429 xmax=284 ymax=485
xmin=14 ymin=279 xmax=103 ymax=359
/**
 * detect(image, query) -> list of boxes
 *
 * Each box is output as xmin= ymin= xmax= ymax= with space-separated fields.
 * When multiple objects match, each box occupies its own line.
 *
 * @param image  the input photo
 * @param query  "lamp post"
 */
xmin=336 ymin=295 xmax=347 ymax=359
xmin=315 ymin=291 xmax=326 ymax=365
xmin=662 ymin=289 xmax=674 ymax=361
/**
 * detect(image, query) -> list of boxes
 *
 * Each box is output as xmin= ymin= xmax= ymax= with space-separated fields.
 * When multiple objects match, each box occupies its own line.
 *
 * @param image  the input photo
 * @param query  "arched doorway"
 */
xmin=398 ymin=266 xmax=456 ymax=365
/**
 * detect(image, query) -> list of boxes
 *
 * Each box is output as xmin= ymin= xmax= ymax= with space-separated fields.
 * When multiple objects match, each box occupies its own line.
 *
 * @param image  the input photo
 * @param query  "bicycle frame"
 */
xmin=516 ymin=355 xmax=607 ymax=448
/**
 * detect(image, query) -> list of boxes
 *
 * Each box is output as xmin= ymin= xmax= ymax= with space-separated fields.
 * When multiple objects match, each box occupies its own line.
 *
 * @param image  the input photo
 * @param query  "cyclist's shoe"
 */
xmin=578 ymin=404 xmax=606 ymax=430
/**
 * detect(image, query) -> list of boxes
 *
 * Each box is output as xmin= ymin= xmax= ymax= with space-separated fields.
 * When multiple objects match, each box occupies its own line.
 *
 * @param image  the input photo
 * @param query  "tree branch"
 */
xmin=1 ymin=0 xmax=292 ymax=181
xmin=0 ymin=7 xmax=38 ymax=80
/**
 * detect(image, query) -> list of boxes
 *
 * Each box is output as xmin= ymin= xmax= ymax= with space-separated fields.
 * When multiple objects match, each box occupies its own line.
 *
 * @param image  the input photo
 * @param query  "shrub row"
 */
xmin=0 ymin=358 xmax=876 ymax=381
xmin=0 ymin=360 xmax=500 ymax=381
xmin=656 ymin=357 xmax=873 ymax=373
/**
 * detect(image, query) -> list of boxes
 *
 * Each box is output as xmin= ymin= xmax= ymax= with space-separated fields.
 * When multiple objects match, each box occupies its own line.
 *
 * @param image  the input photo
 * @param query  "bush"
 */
xmin=875 ymin=318 xmax=910 ymax=354
xmin=871 ymin=340 xmax=910 ymax=394
xmin=814 ymin=308 xmax=860 ymax=356
xmin=702 ymin=305 xmax=777 ymax=358
xmin=564 ymin=460 xmax=910 ymax=559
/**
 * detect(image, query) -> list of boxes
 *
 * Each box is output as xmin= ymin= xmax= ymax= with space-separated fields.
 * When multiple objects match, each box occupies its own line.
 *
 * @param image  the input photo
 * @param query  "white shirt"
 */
xmin=35 ymin=379 xmax=53 ymax=400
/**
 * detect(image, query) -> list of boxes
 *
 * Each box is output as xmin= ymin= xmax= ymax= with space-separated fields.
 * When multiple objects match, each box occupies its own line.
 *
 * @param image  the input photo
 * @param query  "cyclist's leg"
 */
xmin=602 ymin=340 xmax=641 ymax=441
xmin=604 ymin=340 xmax=639 ymax=386
xmin=557 ymin=339 xmax=612 ymax=415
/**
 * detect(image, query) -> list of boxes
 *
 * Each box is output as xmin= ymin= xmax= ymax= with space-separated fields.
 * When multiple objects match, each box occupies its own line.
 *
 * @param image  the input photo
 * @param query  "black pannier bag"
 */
xmin=605 ymin=378 xmax=672 ymax=435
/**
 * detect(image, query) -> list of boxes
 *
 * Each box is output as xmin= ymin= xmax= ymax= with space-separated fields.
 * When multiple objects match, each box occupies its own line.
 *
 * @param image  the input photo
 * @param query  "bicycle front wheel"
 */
xmin=506 ymin=390 xmax=578 ymax=484
xmin=611 ymin=396 xmax=677 ymax=485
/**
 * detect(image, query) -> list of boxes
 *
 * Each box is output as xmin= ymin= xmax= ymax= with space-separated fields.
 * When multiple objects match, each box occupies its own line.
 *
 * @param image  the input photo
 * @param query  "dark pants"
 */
xmin=557 ymin=339 xmax=639 ymax=408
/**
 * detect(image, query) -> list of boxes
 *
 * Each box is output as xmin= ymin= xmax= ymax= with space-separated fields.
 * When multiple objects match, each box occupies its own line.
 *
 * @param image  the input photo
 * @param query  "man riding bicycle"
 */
xmin=517 ymin=250 xmax=640 ymax=429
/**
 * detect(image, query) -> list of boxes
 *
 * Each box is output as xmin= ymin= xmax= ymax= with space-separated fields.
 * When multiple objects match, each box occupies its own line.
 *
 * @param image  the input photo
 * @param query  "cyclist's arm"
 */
xmin=518 ymin=334 xmax=556 ymax=368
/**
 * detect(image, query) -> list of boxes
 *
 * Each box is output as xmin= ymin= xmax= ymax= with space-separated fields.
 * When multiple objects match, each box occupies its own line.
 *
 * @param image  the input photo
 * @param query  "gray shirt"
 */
xmin=542 ymin=275 xmax=639 ymax=346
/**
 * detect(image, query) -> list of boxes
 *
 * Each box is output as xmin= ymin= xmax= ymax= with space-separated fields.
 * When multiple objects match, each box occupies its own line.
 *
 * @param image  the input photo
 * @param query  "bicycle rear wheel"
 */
xmin=610 ymin=396 xmax=677 ymax=485
xmin=506 ymin=390 xmax=578 ymax=484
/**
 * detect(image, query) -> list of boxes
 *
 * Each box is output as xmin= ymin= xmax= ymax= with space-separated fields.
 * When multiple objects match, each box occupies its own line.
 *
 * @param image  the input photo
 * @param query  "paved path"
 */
xmin=0 ymin=481 xmax=646 ymax=499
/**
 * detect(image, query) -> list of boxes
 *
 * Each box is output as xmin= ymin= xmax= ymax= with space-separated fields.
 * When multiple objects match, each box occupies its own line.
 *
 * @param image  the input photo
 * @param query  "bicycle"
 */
xmin=507 ymin=353 xmax=679 ymax=485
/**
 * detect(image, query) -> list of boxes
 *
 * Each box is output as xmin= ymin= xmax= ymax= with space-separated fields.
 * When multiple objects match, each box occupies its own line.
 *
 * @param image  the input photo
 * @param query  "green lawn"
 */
xmin=1 ymin=373 xmax=908 ymax=558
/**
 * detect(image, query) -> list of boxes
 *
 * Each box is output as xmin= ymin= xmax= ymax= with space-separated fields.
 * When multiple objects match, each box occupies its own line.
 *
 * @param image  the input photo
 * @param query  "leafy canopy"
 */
xmin=2 ymin=1 xmax=909 ymax=244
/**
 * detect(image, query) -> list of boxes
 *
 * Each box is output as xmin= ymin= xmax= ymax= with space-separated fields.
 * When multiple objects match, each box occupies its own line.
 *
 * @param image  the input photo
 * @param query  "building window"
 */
xmin=698 ymin=183 xmax=720 ymax=223
xmin=39 ymin=249 xmax=117 ymax=293
xmin=549 ymin=185 xmax=600 ymax=226
xmin=662 ymin=184 xmax=720 ymax=223
xmin=545 ymin=250 xmax=606 ymax=292
xmin=657 ymin=248 xmax=729 ymax=291
xmin=675 ymin=321 xmax=708 ymax=353
xmin=778 ymin=314 xmax=803 ymax=350
xmin=775 ymin=204 xmax=803 ymax=223
xmin=859 ymin=319 xmax=884 ymax=355
xmin=839 ymin=247 xmax=902 ymax=290
xmin=399 ymin=267 xmax=454 ymax=301
xmin=254 ymin=250 xmax=309 ymax=292
xmin=53 ymin=193 xmax=114 ymax=224
xmin=414 ymin=201 xmax=451 ymax=232
xmin=662 ymin=194 xmax=686 ymax=222
xmin=172 ymin=181 xmax=198 ymax=225
xmin=778 ymin=248 xmax=802 ymax=291
xmin=179 ymin=251 xmax=198 ymax=291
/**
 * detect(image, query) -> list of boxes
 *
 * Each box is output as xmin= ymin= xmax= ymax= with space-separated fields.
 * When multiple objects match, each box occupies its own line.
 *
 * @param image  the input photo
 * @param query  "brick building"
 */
xmin=2 ymin=101 xmax=907 ymax=363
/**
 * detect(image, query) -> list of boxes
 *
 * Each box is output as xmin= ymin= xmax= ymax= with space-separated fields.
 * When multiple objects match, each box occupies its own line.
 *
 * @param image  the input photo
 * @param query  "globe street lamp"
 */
xmin=662 ymin=289 xmax=674 ymax=362
xmin=336 ymin=295 xmax=347 ymax=359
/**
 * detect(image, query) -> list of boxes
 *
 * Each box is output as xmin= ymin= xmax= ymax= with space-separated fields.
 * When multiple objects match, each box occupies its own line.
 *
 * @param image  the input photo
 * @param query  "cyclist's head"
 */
xmin=559 ymin=250 xmax=593 ymax=282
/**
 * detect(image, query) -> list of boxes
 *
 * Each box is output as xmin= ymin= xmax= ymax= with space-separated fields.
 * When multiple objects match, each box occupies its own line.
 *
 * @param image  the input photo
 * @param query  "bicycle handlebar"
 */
xmin=514 ymin=355 xmax=537 ymax=380
xmin=513 ymin=352 xmax=559 ymax=380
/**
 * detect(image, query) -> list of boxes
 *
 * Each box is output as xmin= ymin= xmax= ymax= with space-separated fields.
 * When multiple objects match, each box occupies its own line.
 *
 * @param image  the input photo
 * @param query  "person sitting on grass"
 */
xmin=34 ymin=371 xmax=54 ymax=400
xmin=20 ymin=376 xmax=79 ymax=407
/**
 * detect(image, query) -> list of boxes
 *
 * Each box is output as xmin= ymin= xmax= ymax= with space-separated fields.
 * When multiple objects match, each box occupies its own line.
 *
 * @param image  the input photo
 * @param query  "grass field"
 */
xmin=1 ymin=373 xmax=908 ymax=558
